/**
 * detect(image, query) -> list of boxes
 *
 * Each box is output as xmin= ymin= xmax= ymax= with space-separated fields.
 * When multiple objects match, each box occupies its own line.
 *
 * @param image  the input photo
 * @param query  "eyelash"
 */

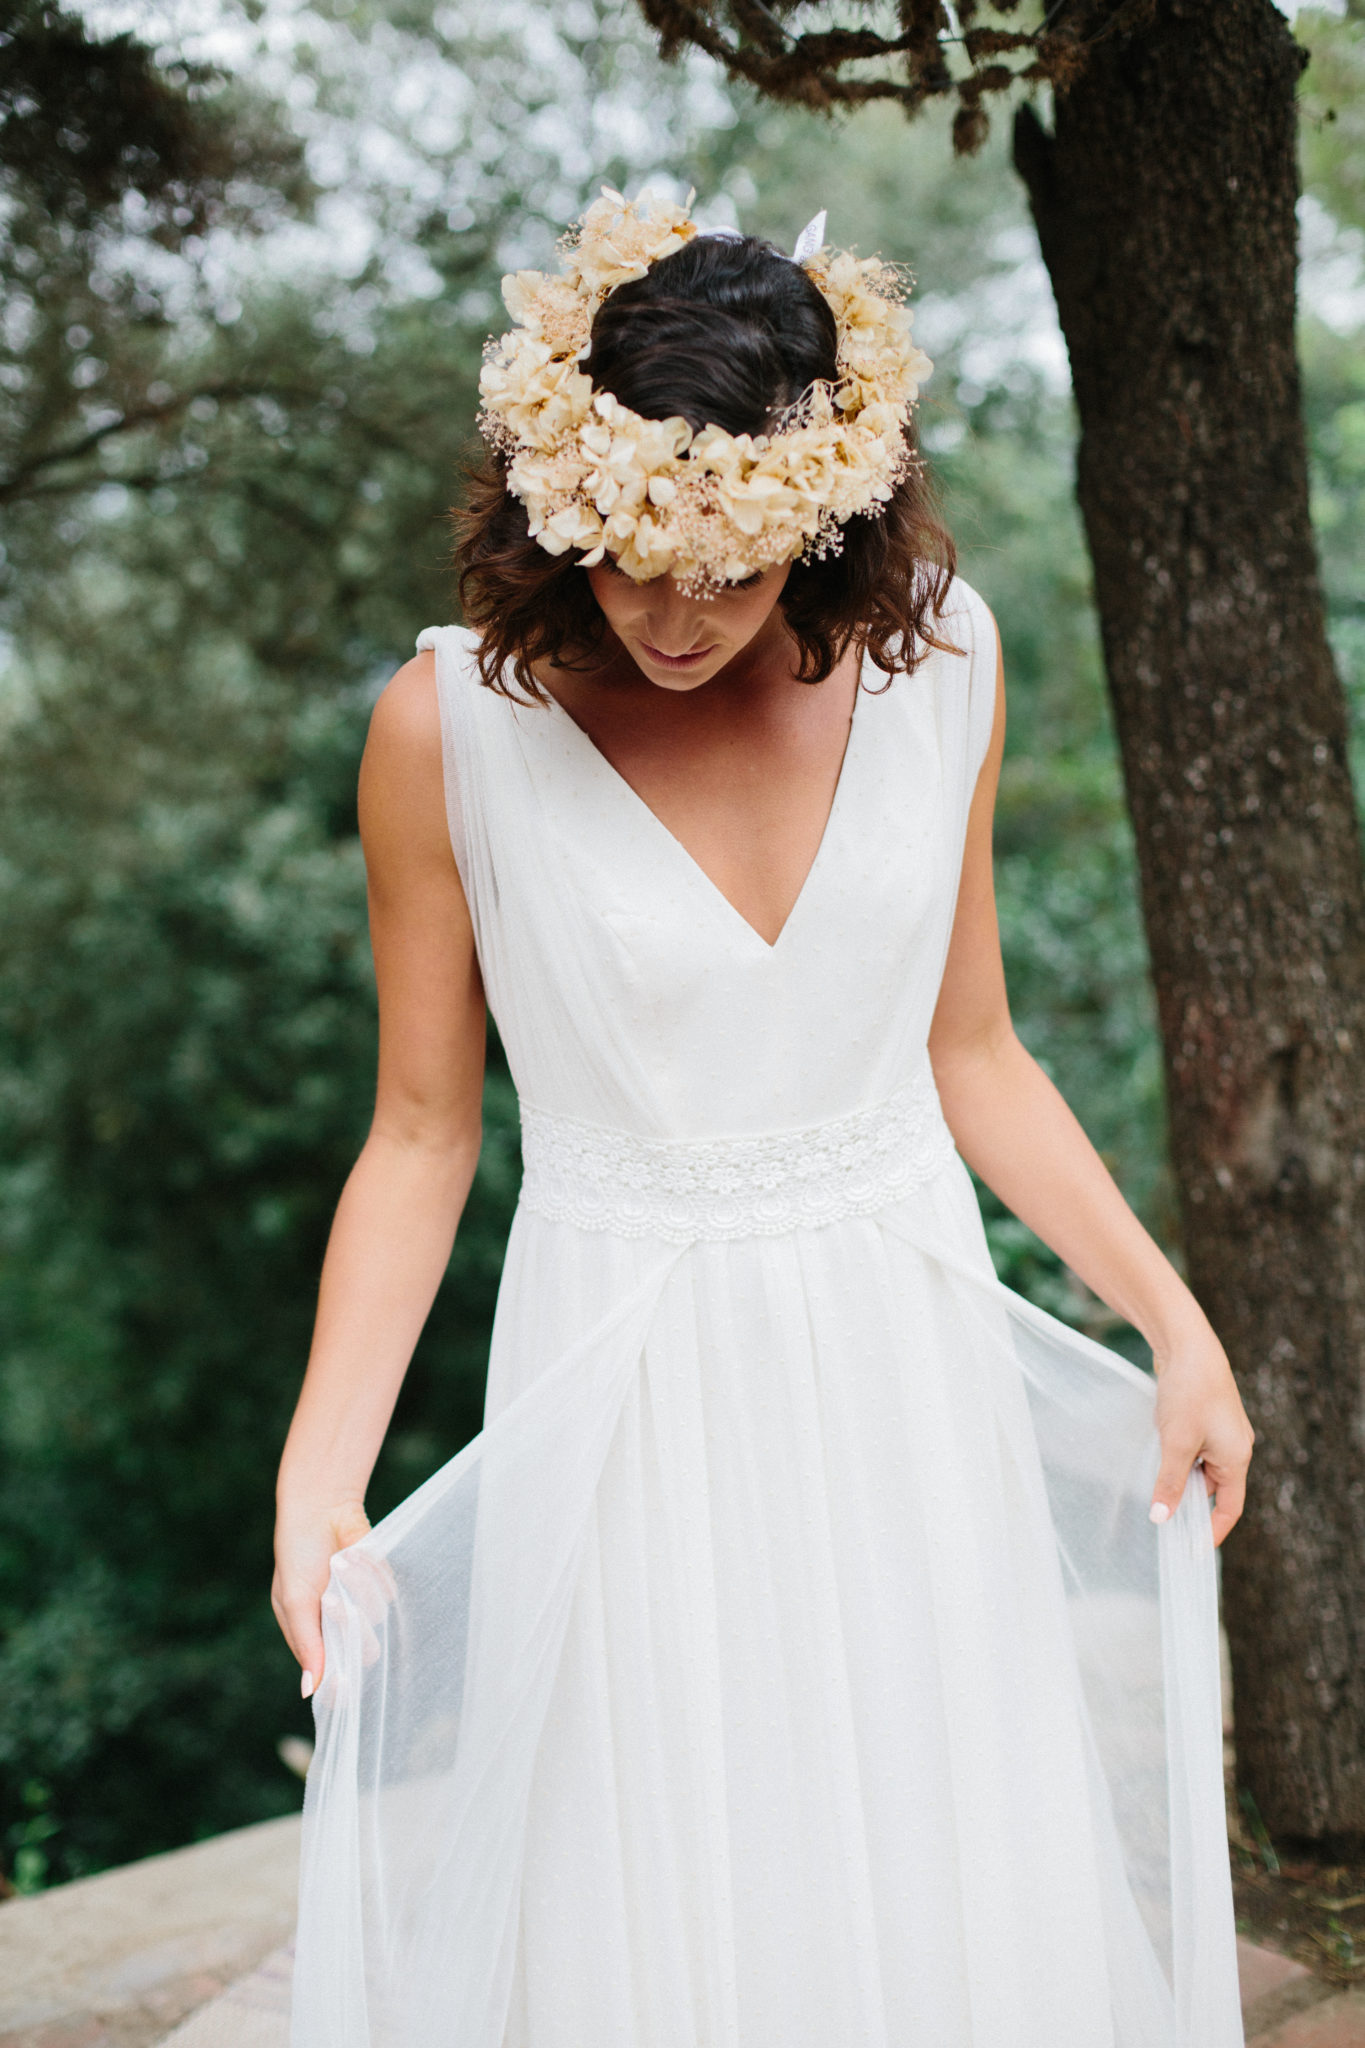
xmin=605 ymin=561 xmax=764 ymax=592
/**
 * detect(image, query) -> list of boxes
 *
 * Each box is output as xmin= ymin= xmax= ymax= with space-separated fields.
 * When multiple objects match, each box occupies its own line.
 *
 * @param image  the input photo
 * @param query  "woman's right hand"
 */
xmin=272 ymin=1497 xmax=372 ymax=1697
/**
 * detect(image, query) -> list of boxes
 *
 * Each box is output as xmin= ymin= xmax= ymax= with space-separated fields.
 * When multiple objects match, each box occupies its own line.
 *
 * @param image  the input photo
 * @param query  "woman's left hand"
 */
xmin=1149 ymin=1334 xmax=1256 ymax=1546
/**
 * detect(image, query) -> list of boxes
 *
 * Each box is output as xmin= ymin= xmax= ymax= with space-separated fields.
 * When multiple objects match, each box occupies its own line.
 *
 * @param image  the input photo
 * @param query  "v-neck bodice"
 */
xmin=539 ymin=667 xmax=863 ymax=955
xmin=418 ymin=577 xmax=996 ymax=1140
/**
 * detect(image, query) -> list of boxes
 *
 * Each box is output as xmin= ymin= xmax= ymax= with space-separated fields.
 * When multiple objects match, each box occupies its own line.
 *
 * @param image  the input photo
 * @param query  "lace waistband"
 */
xmin=517 ymin=1066 xmax=956 ymax=1243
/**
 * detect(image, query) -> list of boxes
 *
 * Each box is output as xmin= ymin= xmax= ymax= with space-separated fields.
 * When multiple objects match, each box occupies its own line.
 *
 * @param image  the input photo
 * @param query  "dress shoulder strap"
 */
xmin=415 ymin=624 xmax=492 ymax=886
xmin=413 ymin=625 xmax=548 ymax=984
xmin=931 ymin=574 xmax=999 ymax=801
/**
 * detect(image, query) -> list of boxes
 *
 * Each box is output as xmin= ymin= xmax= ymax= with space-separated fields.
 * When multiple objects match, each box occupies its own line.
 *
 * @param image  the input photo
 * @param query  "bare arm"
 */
xmin=272 ymin=650 xmax=486 ymax=1691
xmin=928 ymin=616 xmax=1254 ymax=1545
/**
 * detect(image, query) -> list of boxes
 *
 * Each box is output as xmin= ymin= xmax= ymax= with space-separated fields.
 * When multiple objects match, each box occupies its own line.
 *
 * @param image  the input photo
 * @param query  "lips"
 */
xmin=637 ymin=639 xmax=714 ymax=670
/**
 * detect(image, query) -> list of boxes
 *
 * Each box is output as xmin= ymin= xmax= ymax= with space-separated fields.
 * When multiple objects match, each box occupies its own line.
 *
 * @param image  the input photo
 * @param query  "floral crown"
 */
xmin=477 ymin=188 xmax=933 ymax=591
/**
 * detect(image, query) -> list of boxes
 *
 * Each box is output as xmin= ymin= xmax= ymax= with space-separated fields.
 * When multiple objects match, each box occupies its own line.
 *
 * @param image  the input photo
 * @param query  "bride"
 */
xmin=273 ymin=191 xmax=1253 ymax=2047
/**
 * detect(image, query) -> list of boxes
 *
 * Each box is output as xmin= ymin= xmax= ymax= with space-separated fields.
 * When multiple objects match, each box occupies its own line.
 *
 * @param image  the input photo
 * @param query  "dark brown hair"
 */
xmin=454 ymin=233 xmax=956 ymax=701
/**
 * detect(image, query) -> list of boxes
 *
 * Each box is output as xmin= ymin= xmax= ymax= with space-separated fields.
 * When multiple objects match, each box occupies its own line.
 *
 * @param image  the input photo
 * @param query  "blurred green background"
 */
xmin=1 ymin=0 xmax=1361 ymax=1890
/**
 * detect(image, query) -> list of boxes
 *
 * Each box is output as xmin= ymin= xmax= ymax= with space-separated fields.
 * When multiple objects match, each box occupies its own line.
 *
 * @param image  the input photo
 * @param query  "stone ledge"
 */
xmin=7 ymin=1816 xmax=1361 ymax=2048
xmin=0 ymin=1816 xmax=300 ymax=2048
xmin=1248 ymin=1990 xmax=1365 ymax=2048
xmin=159 ymin=1920 xmax=1365 ymax=2046
xmin=155 ymin=1945 xmax=291 ymax=2048
xmin=168 ymin=1928 xmax=1362 ymax=2047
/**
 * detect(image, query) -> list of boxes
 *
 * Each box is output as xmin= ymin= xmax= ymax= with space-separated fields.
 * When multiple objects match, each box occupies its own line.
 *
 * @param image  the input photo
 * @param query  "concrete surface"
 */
xmin=0 ymin=1816 xmax=300 ymax=2048
xmin=5 ymin=1814 xmax=1363 ymax=2047
xmin=1237 ymin=1940 xmax=1365 ymax=2048
xmin=1239 ymin=1938 xmax=1315 ymax=2008
xmin=155 ymin=1945 xmax=291 ymax=2048
xmin=1250 ymin=1991 xmax=1365 ymax=2048
xmin=139 ymin=1924 xmax=1365 ymax=2045
xmin=151 ymin=1927 xmax=1365 ymax=2045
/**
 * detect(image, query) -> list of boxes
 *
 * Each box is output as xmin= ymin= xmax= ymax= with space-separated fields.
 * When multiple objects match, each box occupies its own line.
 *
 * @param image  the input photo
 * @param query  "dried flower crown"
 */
xmin=477 ymin=188 xmax=933 ymax=590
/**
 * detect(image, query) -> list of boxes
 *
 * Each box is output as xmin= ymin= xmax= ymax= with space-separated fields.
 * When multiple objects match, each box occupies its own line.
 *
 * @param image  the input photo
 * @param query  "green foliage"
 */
xmin=1304 ymin=315 xmax=1365 ymax=778
xmin=1297 ymin=13 xmax=1365 ymax=790
xmin=0 ymin=641 xmax=520 ymax=1877
xmin=1298 ymin=4 xmax=1365 ymax=236
xmin=0 ymin=0 xmax=308 ymax=233
xmin=0 ymin=1 xmax=508 ymax=1882
xmin=0 ymin=0 xmax=753 ymax=1889
xmin=0 ymin=0 xmax=1361 ymax=1883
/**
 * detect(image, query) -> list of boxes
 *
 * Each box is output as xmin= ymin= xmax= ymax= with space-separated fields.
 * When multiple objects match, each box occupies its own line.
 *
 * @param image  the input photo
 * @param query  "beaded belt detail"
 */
xmin=517 ymin=1065 xmax=956 ymax=1244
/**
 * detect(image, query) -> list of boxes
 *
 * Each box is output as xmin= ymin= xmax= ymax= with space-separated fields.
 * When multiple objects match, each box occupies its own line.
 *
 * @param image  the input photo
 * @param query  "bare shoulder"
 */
xmin=359 ymin=651 xmax=449 ymax=867
xmin=367 ymin=650 xmax=441 ymax=764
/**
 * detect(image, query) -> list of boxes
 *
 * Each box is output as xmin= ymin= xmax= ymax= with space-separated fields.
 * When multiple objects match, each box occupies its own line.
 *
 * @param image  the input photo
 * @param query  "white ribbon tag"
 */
xmin=790 ymin=210 xmax=827 ymax=264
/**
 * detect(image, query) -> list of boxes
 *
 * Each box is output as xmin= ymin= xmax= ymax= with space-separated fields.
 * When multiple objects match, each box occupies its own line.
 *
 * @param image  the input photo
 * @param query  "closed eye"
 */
xmin=603 ymin=558 xmax=765 ymax=592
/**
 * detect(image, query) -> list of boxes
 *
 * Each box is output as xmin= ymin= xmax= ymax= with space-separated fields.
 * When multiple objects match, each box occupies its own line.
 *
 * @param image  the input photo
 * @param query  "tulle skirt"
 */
xmin=292 ymin=1157 xmax=1241 ymax=2048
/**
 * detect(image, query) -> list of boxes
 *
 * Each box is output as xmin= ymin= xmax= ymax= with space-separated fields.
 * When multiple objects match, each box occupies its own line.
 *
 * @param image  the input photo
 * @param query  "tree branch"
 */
xmin=635 ymin=0 xmax=1103 ymax=148
xmin=0 ymin=382 xmax=329 ymax=505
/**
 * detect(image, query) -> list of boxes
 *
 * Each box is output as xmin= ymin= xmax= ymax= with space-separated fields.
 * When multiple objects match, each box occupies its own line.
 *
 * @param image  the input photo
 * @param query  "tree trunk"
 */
xmin=1013 ymin=0 xmax=1365 ymax=1847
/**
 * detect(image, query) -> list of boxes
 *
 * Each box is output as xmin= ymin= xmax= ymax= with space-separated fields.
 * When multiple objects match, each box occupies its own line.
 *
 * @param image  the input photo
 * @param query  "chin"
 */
xmin=644 ymin=669 xmax=723 ymax=693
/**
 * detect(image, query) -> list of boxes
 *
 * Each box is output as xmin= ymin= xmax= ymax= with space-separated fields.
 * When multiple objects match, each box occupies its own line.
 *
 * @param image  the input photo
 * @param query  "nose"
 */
xmin=640 ymin=581 xmax=711 ymax=654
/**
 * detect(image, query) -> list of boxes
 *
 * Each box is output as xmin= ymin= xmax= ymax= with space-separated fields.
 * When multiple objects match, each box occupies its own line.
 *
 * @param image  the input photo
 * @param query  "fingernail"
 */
xmin=301 ymin=1670 xmax=315 ymax=1700
xmin=1149 ymin=1501 xmax=1171 ymax=1525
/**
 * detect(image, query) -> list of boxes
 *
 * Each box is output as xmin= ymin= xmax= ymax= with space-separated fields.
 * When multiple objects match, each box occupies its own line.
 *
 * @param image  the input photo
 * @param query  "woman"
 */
xmin=276 ymin=192 xmax=1253 ymax=2047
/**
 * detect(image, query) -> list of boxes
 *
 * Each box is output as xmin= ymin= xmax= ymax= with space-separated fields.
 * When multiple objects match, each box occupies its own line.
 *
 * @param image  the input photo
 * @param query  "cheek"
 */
xmin=724 ymin=578 xmax=789 ymax=638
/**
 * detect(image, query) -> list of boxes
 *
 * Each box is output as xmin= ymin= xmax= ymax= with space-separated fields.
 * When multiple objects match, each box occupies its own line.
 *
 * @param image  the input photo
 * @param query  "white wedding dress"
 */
xmin=291 ymin=577 xmax=1243 ymax=2048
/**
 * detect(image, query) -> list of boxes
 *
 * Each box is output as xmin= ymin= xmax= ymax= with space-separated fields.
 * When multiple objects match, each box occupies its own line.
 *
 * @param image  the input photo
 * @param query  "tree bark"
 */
xmin=1014 ymin=0 xmax=1365 ymax=1846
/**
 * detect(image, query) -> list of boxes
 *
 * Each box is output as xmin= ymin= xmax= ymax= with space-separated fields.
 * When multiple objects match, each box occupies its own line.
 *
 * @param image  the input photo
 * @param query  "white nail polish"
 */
xmin=1149 ymin=1501 xmax=1171 ymax=1525
xmin=301 ymin=1670 xmax=316 ymax=1700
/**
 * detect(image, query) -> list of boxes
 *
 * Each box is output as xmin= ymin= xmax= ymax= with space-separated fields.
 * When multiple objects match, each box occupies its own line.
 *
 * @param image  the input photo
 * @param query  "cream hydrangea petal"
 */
xmin=501 ymin=269 xmax=548 ymax=322
xmin=479 ymin=188 xmax=926 ymax=584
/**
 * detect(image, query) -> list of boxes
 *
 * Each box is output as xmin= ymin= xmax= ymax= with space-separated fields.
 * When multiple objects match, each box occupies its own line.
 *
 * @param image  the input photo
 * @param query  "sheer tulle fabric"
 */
xmin=291 ymin=585 xmax=1242 ymax=2048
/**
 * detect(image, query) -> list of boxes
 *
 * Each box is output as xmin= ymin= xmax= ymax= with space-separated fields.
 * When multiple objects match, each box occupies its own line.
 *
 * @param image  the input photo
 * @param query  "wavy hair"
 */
xmin=454 ymin=233 xmax=956 ymax=701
